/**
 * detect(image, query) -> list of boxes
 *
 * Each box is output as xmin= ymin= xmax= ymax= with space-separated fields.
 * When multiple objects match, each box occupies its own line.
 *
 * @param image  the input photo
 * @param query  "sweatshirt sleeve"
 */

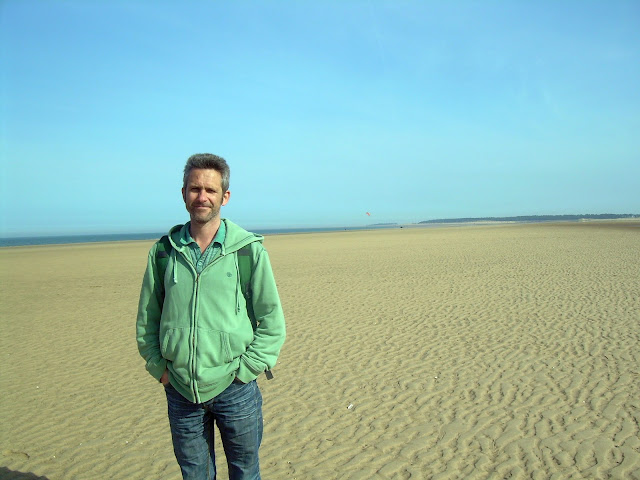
xmin=236 ymin=245 xmax=286 ymax=383
xmin=136 ymin=245 xmax=168 ymax=381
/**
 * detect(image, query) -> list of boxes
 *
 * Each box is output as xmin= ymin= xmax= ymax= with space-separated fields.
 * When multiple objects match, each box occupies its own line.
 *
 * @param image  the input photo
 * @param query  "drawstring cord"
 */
xmin=234 ymin=252 xmax=241 ymax=314
xmin=172 ymin=249 xmax=178 ymax=284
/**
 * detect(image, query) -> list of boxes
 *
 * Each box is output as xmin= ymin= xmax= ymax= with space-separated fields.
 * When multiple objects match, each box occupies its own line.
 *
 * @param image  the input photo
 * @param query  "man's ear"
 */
xmin=181 ymin=187 xmax=186 ymax=202
xmin=222 ymin=190 xmax=231 ymax=206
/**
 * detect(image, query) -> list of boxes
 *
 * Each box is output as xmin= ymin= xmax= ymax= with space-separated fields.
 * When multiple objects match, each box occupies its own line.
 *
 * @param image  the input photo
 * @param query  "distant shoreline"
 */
xmin=419 ymin=213 xmax=638 ymax=224
xmin=1 ymin=215 xmax=638 ymax=247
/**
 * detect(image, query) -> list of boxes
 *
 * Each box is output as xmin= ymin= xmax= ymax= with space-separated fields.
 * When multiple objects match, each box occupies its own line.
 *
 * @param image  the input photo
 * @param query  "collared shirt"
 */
xmin=179 ymin=221 xmax=226 ymax=275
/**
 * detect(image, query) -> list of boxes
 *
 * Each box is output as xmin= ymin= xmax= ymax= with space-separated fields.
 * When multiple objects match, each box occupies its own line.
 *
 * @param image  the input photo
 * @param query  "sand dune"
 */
xmin=1 ymin=221 xmax=639 ymax=479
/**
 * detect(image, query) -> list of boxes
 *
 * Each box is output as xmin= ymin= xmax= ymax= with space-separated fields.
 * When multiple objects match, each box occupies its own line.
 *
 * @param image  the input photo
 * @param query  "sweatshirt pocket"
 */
xmin=160 ymin=327 xmax=191 ymax=381
xmin=196 ymin=329 xmax=233 ymax=367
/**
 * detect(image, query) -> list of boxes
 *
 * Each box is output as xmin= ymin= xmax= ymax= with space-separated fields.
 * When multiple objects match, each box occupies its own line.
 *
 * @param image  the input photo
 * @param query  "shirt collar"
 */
xmin=179 ymin=220 xmax=226 ymax=248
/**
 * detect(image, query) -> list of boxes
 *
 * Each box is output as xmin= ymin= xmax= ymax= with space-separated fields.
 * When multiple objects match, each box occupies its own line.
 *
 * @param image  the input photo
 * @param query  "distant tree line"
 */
xmin=418 ymin=214 xmax=638 ymax=224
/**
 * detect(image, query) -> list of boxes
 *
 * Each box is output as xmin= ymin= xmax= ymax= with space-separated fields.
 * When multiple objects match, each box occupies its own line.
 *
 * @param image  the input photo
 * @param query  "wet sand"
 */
xmin=1 ymin=221 xmax=639 ymax=479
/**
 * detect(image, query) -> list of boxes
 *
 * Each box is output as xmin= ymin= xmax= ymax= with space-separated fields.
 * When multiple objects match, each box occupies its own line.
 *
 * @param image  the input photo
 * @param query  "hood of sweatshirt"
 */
xmin=166 ymin=218 xmax=263 ymax=256
xmin=162 ymin=219 xmax=264 ymax=289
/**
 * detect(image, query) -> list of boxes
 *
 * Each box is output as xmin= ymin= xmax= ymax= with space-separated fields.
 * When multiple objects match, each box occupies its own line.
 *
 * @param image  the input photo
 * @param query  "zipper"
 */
xmin=185 ymin=250 xmax=228 ymax=404
xmin=191 ymin=271 xmax=200 ymax=403
xmin=180 ymin=243 xmax=251 ymax=403
xmin=174 ymin=249 xmax=201 ymax=404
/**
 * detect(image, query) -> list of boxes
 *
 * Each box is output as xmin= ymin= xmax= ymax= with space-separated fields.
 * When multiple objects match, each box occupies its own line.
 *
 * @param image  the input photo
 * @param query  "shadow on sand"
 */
xmin=0 ymin=468 xmax=50 ymax=480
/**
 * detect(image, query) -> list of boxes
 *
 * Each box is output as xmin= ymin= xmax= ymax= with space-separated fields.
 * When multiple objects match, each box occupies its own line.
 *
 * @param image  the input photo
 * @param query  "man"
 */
xmin=137 ymin=153 xmax=286 ymax=480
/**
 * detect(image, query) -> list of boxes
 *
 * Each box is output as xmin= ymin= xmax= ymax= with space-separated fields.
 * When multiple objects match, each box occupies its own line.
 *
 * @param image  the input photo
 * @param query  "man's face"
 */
xmin=182 ymin=168 xmax=230 ymax=225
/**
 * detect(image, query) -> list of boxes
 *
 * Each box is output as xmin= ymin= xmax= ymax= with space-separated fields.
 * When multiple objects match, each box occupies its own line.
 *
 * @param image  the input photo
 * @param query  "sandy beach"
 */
xmin=1 ymin=221 xmax=639 ymax=480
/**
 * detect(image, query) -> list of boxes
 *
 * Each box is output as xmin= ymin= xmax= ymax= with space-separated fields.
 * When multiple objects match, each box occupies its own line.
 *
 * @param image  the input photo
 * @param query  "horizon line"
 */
xmin=2 ymin=213 xmax=638 ymax=241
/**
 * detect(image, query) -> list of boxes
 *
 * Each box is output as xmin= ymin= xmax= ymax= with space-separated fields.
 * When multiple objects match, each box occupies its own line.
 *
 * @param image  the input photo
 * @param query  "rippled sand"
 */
xmin=1 ymin=221 xmax=639 ymax=479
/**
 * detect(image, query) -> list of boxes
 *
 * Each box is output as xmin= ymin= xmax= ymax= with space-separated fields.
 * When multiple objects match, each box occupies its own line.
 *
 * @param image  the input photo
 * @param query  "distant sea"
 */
xmin=3 ymin=215 xmax=636 ymax=247
xmin=0 ymin=225 xmax=407 ymax=247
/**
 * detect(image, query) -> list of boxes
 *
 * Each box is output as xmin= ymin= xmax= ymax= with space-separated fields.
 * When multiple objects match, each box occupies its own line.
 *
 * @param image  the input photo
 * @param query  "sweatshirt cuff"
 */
xmin=236 ymin=357 xmax=261 ymax=384
xmin=146 ymin=358 xmax=168 ymax=381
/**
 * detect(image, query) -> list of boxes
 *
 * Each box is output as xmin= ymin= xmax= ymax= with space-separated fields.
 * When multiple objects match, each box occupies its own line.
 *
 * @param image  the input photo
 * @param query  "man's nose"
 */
xmin=197 ymin=190 xmax=208 ymax=201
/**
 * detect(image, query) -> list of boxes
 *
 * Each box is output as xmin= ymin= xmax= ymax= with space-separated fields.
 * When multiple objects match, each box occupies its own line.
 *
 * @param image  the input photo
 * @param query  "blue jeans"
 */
xmin=165 ymin=380 xmax=263 ymax=480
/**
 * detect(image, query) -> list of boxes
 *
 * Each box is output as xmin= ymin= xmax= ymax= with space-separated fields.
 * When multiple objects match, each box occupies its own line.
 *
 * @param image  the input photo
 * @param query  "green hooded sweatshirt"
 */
xmin=136 ymin=219 xmax=286 ymax=403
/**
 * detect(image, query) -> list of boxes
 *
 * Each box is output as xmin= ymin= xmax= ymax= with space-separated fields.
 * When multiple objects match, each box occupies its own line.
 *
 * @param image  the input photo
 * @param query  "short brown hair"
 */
xmin=183 ymin=153 xmax=230 ymax=191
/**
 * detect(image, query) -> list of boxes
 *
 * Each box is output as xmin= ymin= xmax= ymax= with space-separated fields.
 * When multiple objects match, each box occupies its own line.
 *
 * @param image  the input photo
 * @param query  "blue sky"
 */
xmin=1 ymin=1 xmax=638 ymax=236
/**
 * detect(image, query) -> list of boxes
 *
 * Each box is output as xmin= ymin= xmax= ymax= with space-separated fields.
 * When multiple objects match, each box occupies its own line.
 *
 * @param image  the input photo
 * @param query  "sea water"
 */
xmin=0 ymin=225 xmax=407 ymax=247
